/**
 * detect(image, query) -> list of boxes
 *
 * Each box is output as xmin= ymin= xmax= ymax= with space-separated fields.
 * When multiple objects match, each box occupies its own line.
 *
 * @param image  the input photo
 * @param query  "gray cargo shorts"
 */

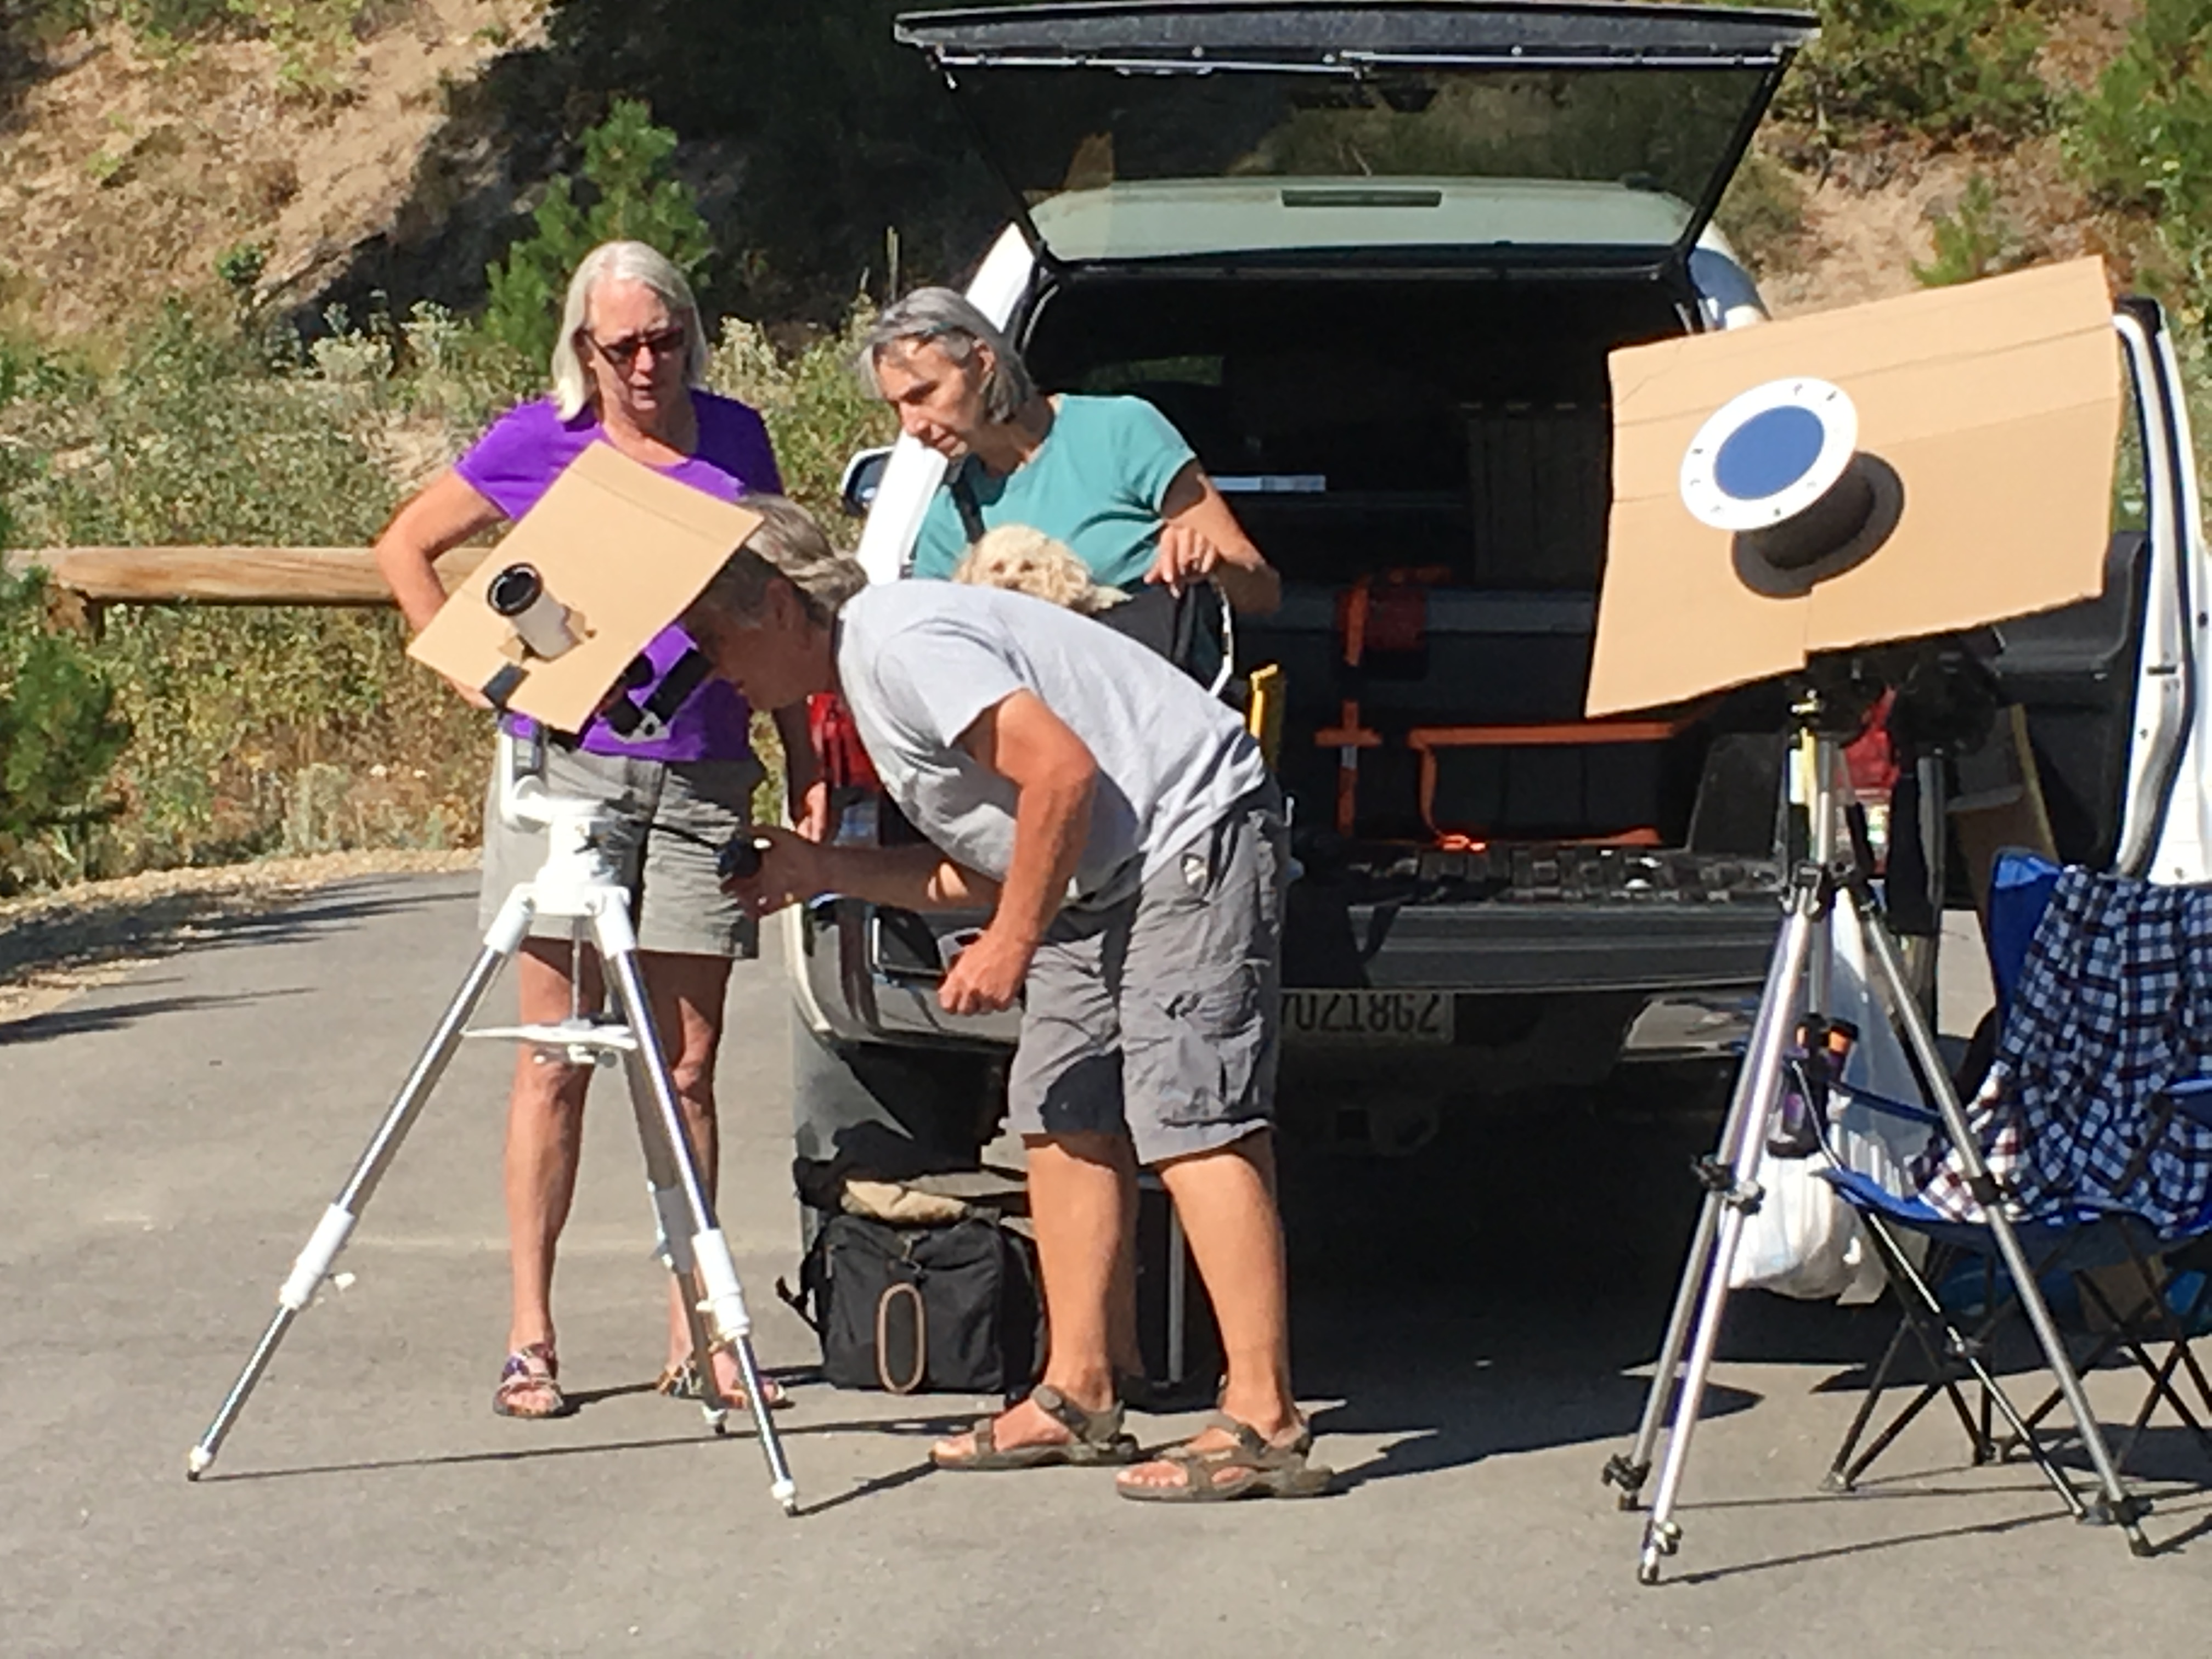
xmin=477 ymin=743 xmax=764 ymax=957
xmin=1006 ymin=785 xmax=1288 ymax=1168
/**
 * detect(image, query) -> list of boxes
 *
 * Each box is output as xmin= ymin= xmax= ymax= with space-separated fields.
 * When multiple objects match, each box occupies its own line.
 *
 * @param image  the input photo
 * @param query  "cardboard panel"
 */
xmin=406 ymin=443 xmax=761 ymax=732
xmin=1589 ymin=258 xmax=2121 ymax=716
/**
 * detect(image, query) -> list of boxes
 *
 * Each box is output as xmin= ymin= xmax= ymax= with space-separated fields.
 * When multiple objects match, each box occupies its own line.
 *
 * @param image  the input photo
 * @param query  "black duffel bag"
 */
xmin=780 ymin=1214 xmax=1041 ymax=1395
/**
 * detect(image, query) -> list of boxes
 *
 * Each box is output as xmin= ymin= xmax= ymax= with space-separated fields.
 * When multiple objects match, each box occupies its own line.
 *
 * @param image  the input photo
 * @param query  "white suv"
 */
xmin=785 ymin=2 xmax=2212 ymax=1186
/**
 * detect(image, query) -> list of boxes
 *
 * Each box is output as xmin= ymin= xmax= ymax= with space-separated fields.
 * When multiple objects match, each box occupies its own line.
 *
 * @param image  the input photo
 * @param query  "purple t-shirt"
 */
xmin=455 ymin=392 xmax=782 ymax=763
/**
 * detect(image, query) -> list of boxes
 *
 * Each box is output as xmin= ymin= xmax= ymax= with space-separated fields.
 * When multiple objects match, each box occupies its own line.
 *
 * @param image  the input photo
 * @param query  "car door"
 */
xmin=2112 ymin=297 xmax=2210 ymax=883
xmin=1972 ymin=297 xmax=2210 ymax=889
xmin=895 ymin=1 xmax=1814 ymax=274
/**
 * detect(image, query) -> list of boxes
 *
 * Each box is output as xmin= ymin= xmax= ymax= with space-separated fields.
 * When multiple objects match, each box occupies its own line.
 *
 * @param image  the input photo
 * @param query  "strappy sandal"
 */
xmin=1116 ymin=1412 xmax=1334 ymax=1502
xmin=931 ymin=1383 xmax=1142 ymax=1471
xmin=493 ymin=1342 xmax=569 ymax=1419
xmin=653 ymin=1355 xmax=790 ymax=1411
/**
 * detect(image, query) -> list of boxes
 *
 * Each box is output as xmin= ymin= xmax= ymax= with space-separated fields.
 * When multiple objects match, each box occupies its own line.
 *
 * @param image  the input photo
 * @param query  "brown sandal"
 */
xmin=653 ymin=1355 xmax=790 ymax=1411
xmin=1116 ymin=1413 xmax=1334 ymax=1502
xmin=493 ymin=1342 xmax=569 ymax=1419
xmin=932 ymin=1384 xmax=1142 ymax=1471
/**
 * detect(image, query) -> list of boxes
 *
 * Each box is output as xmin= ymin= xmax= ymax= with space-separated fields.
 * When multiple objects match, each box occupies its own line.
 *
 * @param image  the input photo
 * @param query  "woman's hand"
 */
xmin=720 ymin=824 xmax=829 ymax=919
xmin=1155 ymin=461 xmax=1280 ymax=615
xmin=793 ymin=778 xmax=832 ymax=842
xmin=1146 ymin=520 xmax=1224 ymax=597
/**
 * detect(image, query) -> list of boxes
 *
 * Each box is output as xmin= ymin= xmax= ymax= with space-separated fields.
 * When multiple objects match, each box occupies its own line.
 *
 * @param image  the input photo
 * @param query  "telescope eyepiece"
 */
xmin=487 ymin=563 xmax=545 ymax=618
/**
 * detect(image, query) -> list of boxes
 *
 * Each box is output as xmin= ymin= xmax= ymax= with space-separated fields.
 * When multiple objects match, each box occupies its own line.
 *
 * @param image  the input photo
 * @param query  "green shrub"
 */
xmin=2068 ymin=0 xmax=2212 ymax=316
xmin=1780 ymin=0 xmax=2051 ymax=143
xmin=1912 ymin=174 xmax=2022 ymax=286
xmin=0 ymin=283 xmax=890 ymax=889
xmin=705 ymin=300 xmax=896 ymax=522
xmin=0 ymin=555 xmax=131 ymax=891
xmin=484 ymin=99 xmax=714 ymax=368
xmin=1715 ymin=149 xmax=1810 ymax=275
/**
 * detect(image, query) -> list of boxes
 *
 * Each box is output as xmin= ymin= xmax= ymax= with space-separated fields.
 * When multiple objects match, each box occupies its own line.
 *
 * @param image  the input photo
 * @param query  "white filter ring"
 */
xmin=1680 ymin=377 xmax=1859 ymax=532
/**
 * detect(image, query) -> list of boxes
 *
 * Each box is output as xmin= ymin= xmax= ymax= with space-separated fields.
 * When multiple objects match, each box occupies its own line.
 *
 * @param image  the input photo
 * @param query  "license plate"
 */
xmin=1282 ymin=989 xmax=1454 ymax=1045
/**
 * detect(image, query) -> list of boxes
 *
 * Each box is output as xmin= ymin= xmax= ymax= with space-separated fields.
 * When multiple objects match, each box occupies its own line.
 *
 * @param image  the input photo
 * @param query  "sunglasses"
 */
xmin=586 ymin=322 xmax=687 ymax=369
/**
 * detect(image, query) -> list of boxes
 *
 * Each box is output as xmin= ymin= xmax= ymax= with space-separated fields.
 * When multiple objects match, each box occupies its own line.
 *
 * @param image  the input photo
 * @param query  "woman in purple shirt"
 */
xmin=376 ymin=240 xmax=816 ymax=1419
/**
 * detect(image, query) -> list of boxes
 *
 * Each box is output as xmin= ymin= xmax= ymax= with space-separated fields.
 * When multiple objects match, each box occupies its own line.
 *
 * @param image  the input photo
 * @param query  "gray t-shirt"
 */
xmin=836 ymin=582 xmax=1269 ymax=902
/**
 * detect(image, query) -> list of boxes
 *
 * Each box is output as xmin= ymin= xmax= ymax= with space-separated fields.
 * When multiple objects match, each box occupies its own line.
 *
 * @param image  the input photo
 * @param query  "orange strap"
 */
xmin=1319 ymin=698 xmax=1383 ymax=837
xmin=1406 ymin=715 xmax=1695 ymax=751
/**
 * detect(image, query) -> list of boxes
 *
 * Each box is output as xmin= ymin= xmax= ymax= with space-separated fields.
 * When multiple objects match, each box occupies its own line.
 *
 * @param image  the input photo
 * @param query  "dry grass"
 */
xmin=0 ymin=2 xmax=542 ymax=342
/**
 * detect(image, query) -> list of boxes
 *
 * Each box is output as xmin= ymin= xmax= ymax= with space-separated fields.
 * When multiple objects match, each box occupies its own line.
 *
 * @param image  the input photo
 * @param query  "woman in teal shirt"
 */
xmin=861 ymin=287 xmax=1280 ymax=616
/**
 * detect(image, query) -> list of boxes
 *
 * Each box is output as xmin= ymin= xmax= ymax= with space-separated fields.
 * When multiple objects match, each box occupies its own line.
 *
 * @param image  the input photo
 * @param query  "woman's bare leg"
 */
xmin=503 ymin=938 xmax=600 ymax=1409
xmin=638 ymin=949 xmax=737 ymax=1374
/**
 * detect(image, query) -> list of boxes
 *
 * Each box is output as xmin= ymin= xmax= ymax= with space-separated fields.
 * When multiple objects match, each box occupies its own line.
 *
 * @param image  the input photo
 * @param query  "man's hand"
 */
xmin=1146 ymin=520 xmax=1222 ymax=596
xmin=720 ymin=825 xmax=829 ymax=919
xmin=938 ymin=926 xmax=1035 ymax=1017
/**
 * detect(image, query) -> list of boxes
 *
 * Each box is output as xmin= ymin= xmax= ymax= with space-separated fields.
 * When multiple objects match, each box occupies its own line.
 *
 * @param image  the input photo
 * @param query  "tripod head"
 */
xmin=494 ymin=727 xmax=768 ymax=891
xmin=1790 ymin=635 xmax=2001 ymax=758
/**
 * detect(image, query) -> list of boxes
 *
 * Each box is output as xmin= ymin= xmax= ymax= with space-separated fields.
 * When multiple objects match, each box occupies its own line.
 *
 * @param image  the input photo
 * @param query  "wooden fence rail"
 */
xmin=3 ymin=546 xmax=488 ymax=610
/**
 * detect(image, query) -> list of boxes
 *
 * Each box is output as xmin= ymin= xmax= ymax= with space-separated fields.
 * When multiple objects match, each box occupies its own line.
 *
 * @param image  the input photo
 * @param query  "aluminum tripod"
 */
xmin=186 ymin=733 xmax=798 ymax=1514
xmin=1601 ymin=716 xmax=2146 ymax=1583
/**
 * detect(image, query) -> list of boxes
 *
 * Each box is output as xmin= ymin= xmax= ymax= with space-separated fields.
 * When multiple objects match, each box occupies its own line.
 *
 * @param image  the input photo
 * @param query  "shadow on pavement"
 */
xmin=1 ymin=878 xmax=466 ymax=1000
xmin=0 ymin=987 xmax=306 ymax=1046
xmin=1261 ymin=1086 xmax=1897 ymax=1489
xmin=200 ymin=1407 xmax=979 ymax=1488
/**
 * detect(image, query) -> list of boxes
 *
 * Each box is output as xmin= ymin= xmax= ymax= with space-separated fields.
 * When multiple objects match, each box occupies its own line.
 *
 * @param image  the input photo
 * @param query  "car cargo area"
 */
xmin=1023 ymin=273 xmax=1790 ymax=940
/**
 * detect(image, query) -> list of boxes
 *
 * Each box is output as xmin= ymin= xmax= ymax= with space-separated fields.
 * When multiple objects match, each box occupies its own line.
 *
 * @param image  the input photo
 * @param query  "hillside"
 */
xmin=0 ymin=0 xmax=2167 ymax=342
xmin=0 ymin=3 xmax=539 ymax=339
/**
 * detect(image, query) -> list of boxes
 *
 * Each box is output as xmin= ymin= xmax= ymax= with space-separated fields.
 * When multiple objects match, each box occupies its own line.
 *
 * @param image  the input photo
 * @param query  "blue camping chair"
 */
xmin=1818 ymin=850 xmax=2212 ymax=1508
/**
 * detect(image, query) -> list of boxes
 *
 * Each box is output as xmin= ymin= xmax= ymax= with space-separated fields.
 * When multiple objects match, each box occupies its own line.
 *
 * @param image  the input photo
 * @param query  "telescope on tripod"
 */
xmin=1585 ymin=258 xmax=2158 ymax=1580
xmin=188 ymin=446 xmax=794 ymax=1509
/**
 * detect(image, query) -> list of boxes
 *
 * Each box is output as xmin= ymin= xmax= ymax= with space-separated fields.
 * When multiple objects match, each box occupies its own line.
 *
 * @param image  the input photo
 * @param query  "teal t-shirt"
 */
xmin=908 ymin=393 xmax=1197 ymax=590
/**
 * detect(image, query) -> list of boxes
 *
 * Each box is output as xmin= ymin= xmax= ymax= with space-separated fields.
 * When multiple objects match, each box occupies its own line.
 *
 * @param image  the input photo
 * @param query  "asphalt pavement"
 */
xmin=5 ymin=875 xmax=2211 ymax=1656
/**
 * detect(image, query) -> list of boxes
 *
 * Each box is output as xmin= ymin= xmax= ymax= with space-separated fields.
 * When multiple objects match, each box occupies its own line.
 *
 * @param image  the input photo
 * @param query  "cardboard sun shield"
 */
xmin=1587 ymin=257 xmax=2122 ymax=718
xmin=407 ymin=442 xmax=761 ymax=733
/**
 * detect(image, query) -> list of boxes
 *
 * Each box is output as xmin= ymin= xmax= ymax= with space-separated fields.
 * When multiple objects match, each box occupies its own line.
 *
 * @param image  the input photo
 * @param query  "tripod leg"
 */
xmin=1611 ymin=867 xmax=1828 ymax=1508
xmin=623 ymin=1048 xmax=733 ymax=1434
xmin=599 ymin=927 xmax=798 ymax=1515
xmin=1609 ymin=1020 xmax=1778 ymax=1507
xmin=187 ymin=915 xmax=521 ymax=1479
xmin=1855 ymin=894 xmax=2151 ymax=1554
xmin=1635 ymin=880 xmax=1821 ymax=1583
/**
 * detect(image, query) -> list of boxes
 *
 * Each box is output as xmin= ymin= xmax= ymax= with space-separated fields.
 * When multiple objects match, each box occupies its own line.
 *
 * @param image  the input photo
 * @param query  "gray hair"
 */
xmin=687 ymin=495 xmax=868 ymax=632
xmin=856 ymin=286 xmax=1036 ymax=423
xmin=549 ymin=240 xmax=712 ymax=420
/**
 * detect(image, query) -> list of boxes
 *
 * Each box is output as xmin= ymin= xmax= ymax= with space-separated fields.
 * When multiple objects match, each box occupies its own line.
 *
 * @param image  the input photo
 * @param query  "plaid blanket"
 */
xmin=1910 ymin=866 xmax=2212 ymax=1237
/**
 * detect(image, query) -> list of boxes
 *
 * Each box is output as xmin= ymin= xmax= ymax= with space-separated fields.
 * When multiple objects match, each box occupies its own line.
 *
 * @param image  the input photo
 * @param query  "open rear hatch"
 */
xmin=895 ymin=1 xmax=1816 ymax=270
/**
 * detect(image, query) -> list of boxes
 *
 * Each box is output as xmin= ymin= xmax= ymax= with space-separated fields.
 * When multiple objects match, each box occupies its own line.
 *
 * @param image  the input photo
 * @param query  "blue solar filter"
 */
xmin=1713 ymin=405 xmax=1827 ymax=501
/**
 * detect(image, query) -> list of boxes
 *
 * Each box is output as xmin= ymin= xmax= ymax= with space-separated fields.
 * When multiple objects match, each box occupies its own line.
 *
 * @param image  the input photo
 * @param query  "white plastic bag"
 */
xmin=1731 ymin=1142 xmax=1860 ymax=1299
xmin=1729 ymin=904 xmax=1929 ymax=1302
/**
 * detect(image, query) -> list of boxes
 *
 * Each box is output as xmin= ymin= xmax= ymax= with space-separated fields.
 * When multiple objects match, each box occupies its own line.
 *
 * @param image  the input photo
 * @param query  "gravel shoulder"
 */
xmin=0 ymin=849 xmax=481 ymax=1023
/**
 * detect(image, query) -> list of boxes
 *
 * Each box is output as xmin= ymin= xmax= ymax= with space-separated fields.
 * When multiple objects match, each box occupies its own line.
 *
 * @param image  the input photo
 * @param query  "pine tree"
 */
xmin=483 ymin=99 xmax=715 ymax=368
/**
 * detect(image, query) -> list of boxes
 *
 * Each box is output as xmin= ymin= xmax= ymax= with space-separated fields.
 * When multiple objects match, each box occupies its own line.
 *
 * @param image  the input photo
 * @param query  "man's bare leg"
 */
xmin=1104 ymin=1150 xmax=1146 ymax=1385
xmin=502 ymin=939 xmax=598 ymax=1414
xmin=1118 ymin=1130 xmax=1301 ymax=1492
xmin=932 ymin=1131 xmax=1126 ymax=1460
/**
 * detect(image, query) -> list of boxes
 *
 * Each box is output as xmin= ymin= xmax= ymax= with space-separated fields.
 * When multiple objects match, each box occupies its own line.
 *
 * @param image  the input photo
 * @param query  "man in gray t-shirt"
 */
xmin=682 ymin=497 xmax=1329 ymax=1503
